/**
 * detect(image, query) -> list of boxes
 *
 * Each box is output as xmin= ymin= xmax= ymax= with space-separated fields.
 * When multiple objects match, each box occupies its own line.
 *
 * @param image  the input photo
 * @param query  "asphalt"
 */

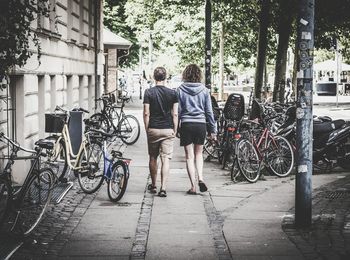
xmin=3 ymin=95 xmax=350 ymax=260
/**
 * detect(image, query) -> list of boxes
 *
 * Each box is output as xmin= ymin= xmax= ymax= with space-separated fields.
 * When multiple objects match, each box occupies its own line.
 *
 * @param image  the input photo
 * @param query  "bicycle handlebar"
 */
xmin=88 ymin=128 xmax=115 ymax=138
xmin=55 ymin=105 xmax=89 ymax=114
xmin=0 ymin=132 xmax=37 ymax=154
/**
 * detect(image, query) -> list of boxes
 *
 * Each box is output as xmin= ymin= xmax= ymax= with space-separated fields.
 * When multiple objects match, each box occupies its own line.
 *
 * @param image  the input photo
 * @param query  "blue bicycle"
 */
xmin=89 ymin=127 xmax=131 ymax=202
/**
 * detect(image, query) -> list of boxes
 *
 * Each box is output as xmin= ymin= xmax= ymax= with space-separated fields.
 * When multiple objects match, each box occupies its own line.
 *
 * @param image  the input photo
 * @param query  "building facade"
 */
xmin=0 ymin=0 xmax=104 ymax=183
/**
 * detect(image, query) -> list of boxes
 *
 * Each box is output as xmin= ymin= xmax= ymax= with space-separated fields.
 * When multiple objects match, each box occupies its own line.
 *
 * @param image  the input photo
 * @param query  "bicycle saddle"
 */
xmin=35 ymin=139 xmax=55 ymax=150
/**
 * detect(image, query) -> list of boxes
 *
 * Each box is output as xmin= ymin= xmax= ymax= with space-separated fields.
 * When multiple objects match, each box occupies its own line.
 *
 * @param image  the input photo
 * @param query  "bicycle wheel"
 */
xmin=90 ymin=113 xmax=110 ymax=133
xmin=14 ymin=168 xmax=54 ymax=236
xmin=45 ymin=136 xmax=67 ymax=181
xmin=266 ymin=136 xmax=294 ymax=177
xmin=0 ymin=179 xmax=11 ymax=227
xmin=118 ymin=115 xmax=140 ymax=145
xmin=204 ymin=138 xmax=219 ymax=159
xmin=77 ymin=140 xmax=104 ymax=194
xmin=236 ymin=139 xmax=260 ymax=183
xmin=107 ymin=161 xmax=128 ymax=202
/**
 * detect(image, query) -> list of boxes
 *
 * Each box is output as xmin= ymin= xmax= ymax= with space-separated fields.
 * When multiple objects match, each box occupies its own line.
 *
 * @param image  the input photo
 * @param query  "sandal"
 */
xmin=186 ymin=189 xmax=197 ymax=195
xmin=198 ymin=181 xmax=208 ymax=192
xmin=147 ymin=184 xmax=157 ymax=194
xmin=158 ymin=190 xmax=167 ymax=197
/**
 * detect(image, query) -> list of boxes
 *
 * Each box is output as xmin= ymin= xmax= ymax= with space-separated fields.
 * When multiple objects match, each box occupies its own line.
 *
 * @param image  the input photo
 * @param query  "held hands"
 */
xmin=208 ymin=133 xmax=217 ymax=141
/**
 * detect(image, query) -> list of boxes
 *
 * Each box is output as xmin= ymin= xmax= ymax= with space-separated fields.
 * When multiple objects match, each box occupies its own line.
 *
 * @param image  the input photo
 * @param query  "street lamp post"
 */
xmin=295 ymin=0 xmax=315 ymax=228
xmin=205 ymin=0 xmax=212 ymax=90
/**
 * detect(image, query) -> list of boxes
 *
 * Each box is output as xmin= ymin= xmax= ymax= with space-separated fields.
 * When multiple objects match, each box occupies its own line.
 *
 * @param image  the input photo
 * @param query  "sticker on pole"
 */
xmin=298 ymin=165 xmax=308 ymax=173
xmin=296 ymin=107 xmax=305 ymax=119
xmin=300 ymin=18 xmax=308 ymax=25
xmin=302 ymin=32 xmax=312 ymax=40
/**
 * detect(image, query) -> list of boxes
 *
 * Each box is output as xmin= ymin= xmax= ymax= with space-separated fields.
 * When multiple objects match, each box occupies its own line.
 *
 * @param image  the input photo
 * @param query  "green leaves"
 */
xmin=0 ymin=0 xmax=50 ymax=77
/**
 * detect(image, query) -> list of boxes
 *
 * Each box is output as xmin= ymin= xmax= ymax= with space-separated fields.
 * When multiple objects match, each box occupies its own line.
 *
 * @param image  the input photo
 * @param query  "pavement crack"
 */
xmin=204 ymin=194 xmax=233 ymax=260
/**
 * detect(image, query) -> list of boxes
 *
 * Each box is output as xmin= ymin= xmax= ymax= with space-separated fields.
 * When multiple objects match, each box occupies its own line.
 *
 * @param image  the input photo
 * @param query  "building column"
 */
xmin=72 ymin=75 xmax=79 ymax=108
xmin=107 ymin=49 xmax=117 ymax=94
xmin=50 ymin=75 xmax=57 ymax=111
xmin=88 ymin=75 xmax=94 ymax=112
xmin=38 ymin=75 xmax=50 ymax=138
xmin=67 ymin=75 xmax=73 ymax=109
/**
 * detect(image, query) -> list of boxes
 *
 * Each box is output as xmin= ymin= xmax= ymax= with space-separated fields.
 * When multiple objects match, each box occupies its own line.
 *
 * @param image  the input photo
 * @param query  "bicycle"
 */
xmin=88 ymin=128 xmax=131 ymax=202
xmin=44 ymin=106 xmax=105 ymax=194
xmin=236 ymin=101 xmax=294 ymax=183
xmin=0 ymin=132 xmax=54 ymax=237
xmin=91 ymin=94 xmax=140 ymax=145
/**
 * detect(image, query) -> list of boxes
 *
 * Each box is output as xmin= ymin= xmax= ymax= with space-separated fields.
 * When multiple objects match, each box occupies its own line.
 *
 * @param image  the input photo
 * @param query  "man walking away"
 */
xmin=143 ymin=67 xmax=178 ymax=197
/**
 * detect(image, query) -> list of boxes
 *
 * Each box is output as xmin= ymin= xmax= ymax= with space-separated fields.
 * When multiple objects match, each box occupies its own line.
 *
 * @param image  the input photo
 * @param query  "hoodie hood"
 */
xmin=179 ymin=82 xmax=206 ymax=96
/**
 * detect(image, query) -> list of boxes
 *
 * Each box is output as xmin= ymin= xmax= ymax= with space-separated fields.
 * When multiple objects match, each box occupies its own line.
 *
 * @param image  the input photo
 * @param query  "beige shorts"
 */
xmin=147 ymin=128 xmax=175 ymax=159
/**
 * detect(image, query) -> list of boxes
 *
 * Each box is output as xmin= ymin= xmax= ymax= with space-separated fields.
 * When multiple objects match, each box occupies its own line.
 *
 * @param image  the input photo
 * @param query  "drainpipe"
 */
xmin=94 ymin=0 xmax=100 ymax=110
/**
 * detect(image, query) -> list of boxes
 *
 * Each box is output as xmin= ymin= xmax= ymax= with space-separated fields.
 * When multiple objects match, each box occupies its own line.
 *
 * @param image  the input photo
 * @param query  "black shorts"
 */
xmin=180 ymin=122 xmax=206 ymax=146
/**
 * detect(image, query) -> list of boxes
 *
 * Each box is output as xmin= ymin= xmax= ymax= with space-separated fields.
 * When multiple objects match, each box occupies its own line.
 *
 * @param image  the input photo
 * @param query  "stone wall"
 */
xmin=0 ymin=0 xmax=104 ymax=184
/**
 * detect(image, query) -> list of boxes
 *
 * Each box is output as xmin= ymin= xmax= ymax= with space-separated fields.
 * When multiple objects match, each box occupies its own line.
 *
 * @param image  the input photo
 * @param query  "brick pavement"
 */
xmin=10 ymin=182 xmax=99 ymax=259
xmin=282 ymin=174 xmax=350 ymax=259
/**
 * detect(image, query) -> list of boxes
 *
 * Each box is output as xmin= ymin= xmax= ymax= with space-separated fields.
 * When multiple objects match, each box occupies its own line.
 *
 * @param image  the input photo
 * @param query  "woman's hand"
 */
xmin=208 ymin=133 xmax=217 ymax=141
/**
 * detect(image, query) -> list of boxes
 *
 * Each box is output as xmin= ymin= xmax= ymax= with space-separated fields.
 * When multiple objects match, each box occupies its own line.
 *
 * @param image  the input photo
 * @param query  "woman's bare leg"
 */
xmin=194 ymin=144 xmax=204 ymax=182
xmin=184 ymin=144 xmax=196 ymax=192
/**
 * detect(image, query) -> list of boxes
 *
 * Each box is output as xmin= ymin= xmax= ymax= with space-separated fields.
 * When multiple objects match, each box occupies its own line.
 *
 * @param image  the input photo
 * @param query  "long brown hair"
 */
xmin=182 ymin=64 xmax=202 ymax=83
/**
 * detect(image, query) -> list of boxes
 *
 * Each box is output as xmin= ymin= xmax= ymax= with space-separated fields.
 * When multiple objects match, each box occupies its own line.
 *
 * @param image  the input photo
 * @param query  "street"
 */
xmin=4 ymin=98 xmax=349 ymax=260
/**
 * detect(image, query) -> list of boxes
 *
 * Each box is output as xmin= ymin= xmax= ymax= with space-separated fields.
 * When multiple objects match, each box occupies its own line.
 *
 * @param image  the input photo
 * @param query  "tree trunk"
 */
xmin=219 ymin=22 xmax=225 ymax=100
xmin=273 ymin=0 xmax=294 ymax=103
xmin=254 ymin=0 xmax=271 ymax=100
xmin=291 ymin=41 xmax=298 ymax=101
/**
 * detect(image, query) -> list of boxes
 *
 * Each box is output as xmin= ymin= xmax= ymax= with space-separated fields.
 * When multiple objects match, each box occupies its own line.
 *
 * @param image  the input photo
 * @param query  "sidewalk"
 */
xmin=7 ymin=98 xmax=350 ymax=259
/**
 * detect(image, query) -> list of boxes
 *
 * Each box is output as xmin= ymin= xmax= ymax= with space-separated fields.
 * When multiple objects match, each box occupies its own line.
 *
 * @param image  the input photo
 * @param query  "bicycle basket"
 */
xmin=223 ymin=93 xmax=245 ymax=121
xmin=45 ymin=113 xmax=66 ymax=133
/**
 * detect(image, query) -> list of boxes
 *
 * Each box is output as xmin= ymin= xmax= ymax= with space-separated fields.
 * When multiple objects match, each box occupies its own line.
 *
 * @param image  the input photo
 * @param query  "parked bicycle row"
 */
xmin=204 ymin=92 xmax=350 ymax=183
xmin=0 ymin=92 xmax=140 ymax=238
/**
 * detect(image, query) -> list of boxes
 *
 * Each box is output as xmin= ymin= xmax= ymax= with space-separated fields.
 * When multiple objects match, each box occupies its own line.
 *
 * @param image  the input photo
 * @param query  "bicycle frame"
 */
xmin=0 ymin=136 xmax=42 ymax=204
xmin=250 ymin=125 xmax=278 ymax=161
xmin=49 ymin=113 xmax=91 ymax=172
xmin=57 ymin=124 xmax=89 ymax=168
xmin=102 ymin=140 xmax=130 ymax=181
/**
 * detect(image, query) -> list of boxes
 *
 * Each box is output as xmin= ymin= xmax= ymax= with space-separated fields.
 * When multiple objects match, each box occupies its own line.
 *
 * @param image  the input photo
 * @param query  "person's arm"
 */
xmin=172 ymin=102 xmax=178 ymax=135
xmin=143 ymin=104 xmax=150 ymax=130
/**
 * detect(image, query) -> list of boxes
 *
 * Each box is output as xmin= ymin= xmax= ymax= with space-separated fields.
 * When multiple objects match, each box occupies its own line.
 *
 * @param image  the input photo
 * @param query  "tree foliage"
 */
xmin=104 ymin=0 xmax=140 ymax=67
xmin=105 ymin=0 xmax=350 ymax=99
xmin=0 ymin=0 xmax=49 ymax=77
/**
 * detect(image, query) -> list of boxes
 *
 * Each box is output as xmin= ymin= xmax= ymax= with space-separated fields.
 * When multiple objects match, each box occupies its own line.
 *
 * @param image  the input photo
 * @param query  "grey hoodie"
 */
xmin=178 ymin=82 xmax=217 ymax=134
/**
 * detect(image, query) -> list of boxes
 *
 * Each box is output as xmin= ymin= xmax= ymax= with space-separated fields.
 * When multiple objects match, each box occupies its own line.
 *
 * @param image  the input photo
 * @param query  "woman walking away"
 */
xmin=177 ymin=64 xmax=217 ymax=195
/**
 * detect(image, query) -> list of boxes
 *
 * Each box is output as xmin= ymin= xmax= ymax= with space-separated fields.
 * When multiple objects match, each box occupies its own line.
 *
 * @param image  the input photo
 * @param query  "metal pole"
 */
xmin=148 ymin=32 xmax=153 ymax=71
xmin=295 ymin=0 xmax=315 ymax=228
xmin=336 ymin=38 xmax=341 ymax=107
xmin=219 ymin=22 xmax=224 ymax=100
xmin=139 ymin=45 xmax=143 ymax=100
xmin=205 ymin=0 xmax=212 ymax=90
xmin=94 ymin=0 xmax=100 ymax=109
